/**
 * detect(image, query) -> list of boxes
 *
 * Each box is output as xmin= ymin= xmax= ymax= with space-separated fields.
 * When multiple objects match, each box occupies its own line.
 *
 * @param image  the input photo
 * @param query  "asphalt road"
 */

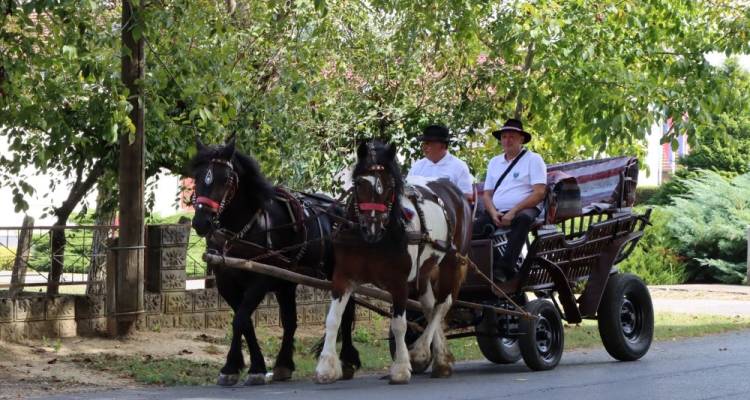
xmin=37 ymin=329 xmax=750 ymax=400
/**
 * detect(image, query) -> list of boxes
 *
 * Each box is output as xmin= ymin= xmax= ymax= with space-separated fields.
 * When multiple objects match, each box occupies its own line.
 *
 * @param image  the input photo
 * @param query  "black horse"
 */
xmin=190 ymin=136 xmax=361 ymax=386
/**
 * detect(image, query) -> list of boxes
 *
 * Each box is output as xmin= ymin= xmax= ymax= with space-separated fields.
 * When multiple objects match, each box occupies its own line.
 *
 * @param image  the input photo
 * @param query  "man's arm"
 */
xmin=482 ymin=190 xmax=503 ymax=227
xmin=457 ymin=164 xmax=475 ymax=201
xmin=500 ymin=184 xmax=546 ymax=226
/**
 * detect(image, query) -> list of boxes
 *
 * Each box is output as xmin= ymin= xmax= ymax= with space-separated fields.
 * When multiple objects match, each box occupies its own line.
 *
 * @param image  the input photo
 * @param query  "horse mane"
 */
xmin=352 ymin=139 xmax=406 ymax=241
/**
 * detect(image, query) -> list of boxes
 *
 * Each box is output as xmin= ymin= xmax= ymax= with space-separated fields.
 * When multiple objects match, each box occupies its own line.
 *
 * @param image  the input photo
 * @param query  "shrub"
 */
xmin=618 ymin=207 xmax=685 ymax=285
xmin=662 ymin=170 xmax=750 ymax=284
xmin=0 ymin=246 xmax=15 ymax=270
xmin=635 ymin=186 xmax=659 ymax=206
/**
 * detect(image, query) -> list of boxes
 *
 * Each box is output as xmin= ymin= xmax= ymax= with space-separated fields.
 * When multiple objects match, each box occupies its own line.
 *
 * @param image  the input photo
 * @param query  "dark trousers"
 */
xmin=474 ymin=207 xmax=540 ymax=274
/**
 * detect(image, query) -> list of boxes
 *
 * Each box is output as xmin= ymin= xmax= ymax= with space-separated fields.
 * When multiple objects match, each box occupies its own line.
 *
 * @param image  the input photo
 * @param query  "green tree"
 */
xmin=3 ymin=0 xmax=750 ymax=225
xmin=663 ymin=170 xmax=750 ymax=284
xmin=0 ymin=1 xmax=129 ymax=293
xmin=647 ymin=58 xmax=750 ymax=205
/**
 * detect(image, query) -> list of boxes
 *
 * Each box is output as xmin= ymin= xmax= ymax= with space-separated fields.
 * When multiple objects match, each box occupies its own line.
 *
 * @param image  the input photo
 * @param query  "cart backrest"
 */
xmin=474 ymin=156 xmax=639 ymax=225
xmin=519 ymin=212 xmax=640 ymax=291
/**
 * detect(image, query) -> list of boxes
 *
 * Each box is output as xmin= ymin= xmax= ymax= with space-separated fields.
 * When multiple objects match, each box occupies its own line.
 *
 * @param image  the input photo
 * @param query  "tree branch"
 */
xmin=514 ymin=41 xmax=535 ymax=119
xmin=54 ymin=159 xmax=106 ymax=222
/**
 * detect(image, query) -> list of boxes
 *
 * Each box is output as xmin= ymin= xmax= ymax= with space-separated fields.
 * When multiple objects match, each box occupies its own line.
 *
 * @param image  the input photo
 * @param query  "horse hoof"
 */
xmin=388 ymin=363 xmax=411 ymax=384
xmin=430 ymin=364 xmax=453 ymax=379
xmin=388 ymin=375 xmax=411 ymax=385
xmin=272 ymin=367 xmax=293 ymax=382
xmin=314 ymin=354 xmax=342 ymax=384
xmin=314 ymin=372 xmax=340 ymax=384
xmin=217 ymin=373 xmax=240 ymax=386
xmin=408 ymin=349 xmax=432 ymax=374
xmin=341 ymin=364 xmax=356 ymax=381
xmin=244 ymin=373 xmax=269 ymax=386
xmin=410 ymin=358 xmax=431 ymax=374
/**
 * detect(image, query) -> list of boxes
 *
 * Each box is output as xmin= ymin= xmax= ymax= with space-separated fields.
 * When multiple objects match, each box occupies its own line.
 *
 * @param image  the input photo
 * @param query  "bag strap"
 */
xmin=492 ymin=149 xmax=528 ymax=195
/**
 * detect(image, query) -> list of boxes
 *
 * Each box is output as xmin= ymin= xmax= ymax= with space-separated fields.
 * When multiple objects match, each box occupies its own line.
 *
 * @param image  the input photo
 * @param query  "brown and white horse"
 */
xmin=315 ymin=140 xmax=473 ymax=384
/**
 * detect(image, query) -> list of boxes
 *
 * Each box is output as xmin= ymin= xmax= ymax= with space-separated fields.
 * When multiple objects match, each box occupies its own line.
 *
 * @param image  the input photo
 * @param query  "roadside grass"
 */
xmin=70 ymin=312 xmax=750 ymax=386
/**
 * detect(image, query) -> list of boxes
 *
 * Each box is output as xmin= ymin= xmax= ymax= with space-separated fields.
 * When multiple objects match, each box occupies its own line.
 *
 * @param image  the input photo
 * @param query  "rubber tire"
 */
xmin=597 ymin=273 xmax=654 ymax=361
xmin=477 ymin=334 xmax=521 ymax=364
xmin=518 ymin=299 xmax=564 ymax=371
xmin=475 ymin=303 xmax=523 ymax=364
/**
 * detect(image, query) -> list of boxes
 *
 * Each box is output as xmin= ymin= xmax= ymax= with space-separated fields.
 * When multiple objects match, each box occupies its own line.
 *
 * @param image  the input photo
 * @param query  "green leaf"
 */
xmin=62 ymin=45 xmax=77 ymax=59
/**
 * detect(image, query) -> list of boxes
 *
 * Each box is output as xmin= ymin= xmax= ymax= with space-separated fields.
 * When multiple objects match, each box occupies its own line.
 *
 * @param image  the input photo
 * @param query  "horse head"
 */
xmin=351 ymin=139 xmax=403 ymax=243
xmin=188 ymin=135 xmax=239 ymax=237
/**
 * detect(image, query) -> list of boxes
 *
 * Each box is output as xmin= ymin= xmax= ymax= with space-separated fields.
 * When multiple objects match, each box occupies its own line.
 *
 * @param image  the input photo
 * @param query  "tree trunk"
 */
xmin=111 ymin=0 xmax=146 ymax=336
xmin=86 ymin=183 xmax=116 ymax=296
xmin=8 ymin=215 xmax=34 ymax=298
xmin=46 ymin=160 xmax=105 ymax=296
xmin=514 ymin=42 xmax=536 ymax=120
xmin=47 ymin=225 xmax=67 ymax=296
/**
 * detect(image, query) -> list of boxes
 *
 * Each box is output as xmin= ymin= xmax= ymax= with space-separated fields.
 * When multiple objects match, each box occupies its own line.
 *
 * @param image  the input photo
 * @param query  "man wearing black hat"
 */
xmin=407 ymin=124 xmax=474 ymax=198
xmin=479 ymin=118 xmax=547 ymax=281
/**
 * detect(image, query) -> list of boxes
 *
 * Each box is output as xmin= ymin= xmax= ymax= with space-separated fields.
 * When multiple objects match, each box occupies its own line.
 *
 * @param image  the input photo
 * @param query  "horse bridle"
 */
xmin=193 ymin=158 xmax=238 ymax=216
xmin=353 ymin=163 xmax=396 ymax=225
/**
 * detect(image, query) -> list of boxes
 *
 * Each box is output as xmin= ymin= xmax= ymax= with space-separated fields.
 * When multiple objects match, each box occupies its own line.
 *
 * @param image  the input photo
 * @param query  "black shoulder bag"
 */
xmin=491 ymin=149 xmax=528 ymax=196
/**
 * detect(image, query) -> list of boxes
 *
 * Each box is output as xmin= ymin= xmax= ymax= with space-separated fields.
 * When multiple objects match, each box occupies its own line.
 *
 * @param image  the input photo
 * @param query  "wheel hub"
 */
xmin=620 ymin=297 xmax=641 ymax=341
xmin=535 ymin=316 xmax=553 ymax=355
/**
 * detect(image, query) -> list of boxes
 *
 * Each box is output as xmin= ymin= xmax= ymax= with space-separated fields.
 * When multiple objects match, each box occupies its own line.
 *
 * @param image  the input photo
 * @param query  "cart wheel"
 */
xmin=597 ymin=273 xmax=653 ymax=361
xmin=477 ymin=335 xmax=521 ymax=364
xmin=475 ymin=308 xmax=521 ymax=364
xmin=518 ymin=299 xmax=564 ymax=371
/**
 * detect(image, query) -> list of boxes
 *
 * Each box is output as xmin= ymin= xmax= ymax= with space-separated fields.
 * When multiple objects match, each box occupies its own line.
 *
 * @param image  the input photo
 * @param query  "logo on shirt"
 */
xmin=513 ymin=172 xmax=519 ymax=179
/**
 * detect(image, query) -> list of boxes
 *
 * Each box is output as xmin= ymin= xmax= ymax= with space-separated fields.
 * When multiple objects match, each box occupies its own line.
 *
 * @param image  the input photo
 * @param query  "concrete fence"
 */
xmin=0 ymin=224 xmax=369 ymax=341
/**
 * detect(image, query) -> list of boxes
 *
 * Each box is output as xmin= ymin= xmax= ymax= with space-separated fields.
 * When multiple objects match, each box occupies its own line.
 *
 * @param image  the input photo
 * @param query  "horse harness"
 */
xmin=214 ymin=187 xmax=331 ymax=274
xmin=403 ymin=183 xmax=456 ymax=255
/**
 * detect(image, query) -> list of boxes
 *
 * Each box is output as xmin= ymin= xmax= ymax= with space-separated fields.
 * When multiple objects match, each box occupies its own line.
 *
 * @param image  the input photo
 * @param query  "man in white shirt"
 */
xmin=407 ymin=124 xmax=474 ymax=199
xmin=478 ymin=118 xmax=547 ymax=281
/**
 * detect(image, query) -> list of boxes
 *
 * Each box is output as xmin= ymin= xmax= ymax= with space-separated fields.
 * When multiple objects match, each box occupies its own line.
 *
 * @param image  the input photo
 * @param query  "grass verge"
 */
xmin=71 ymin=312 xmax=750 ymax=386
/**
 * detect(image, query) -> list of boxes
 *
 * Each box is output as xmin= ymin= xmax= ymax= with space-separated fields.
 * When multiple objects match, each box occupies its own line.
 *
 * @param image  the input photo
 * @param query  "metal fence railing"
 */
xmin=0 ymin=225 xmax=117 ymax=291
xmin=185 ymin=231 xmax=208 ymax=279
xmin=0 ymin=223 xmax=213 ymax=293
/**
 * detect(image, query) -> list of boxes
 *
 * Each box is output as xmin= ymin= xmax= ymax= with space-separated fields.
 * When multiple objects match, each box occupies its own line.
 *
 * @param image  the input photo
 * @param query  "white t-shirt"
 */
xmin=407 ymin=153 xmax=474 ymax=194
xmin=483 ymin=149 xmax=547 ymax=212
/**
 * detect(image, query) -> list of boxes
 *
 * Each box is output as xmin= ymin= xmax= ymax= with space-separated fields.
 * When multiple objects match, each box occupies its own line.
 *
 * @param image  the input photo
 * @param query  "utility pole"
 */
xmin=110 ymin=0 xmax=145 ymax=336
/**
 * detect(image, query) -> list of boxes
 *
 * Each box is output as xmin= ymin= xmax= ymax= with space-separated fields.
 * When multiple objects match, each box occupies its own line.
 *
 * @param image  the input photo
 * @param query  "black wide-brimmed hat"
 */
xmin=417 ymin=124 xmax=450 ymax=143
xmin=491 ymin=118 xmax=532 ymax=143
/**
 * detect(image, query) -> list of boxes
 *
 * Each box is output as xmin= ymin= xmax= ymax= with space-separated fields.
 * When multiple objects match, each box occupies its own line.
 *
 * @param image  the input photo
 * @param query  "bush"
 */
xmin=618 ymin=207 xmax=685 ymax=285
xmin=635 ymin=186 xmax=659 ymax=206
xmin=662 ymin=170 xmax=750 ymax=284
xmin=0 ymin=246 xmax=15 ymax=270
xmin=646 ymin=169 xmax=699 ymax=206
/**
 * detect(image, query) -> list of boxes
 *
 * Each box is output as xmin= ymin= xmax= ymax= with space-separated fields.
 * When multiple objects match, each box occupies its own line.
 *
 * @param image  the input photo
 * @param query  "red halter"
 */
xmin=357 ymin=202 xmax=388 ymax=213
xmin=195 ymin=196 xmax=221 ymax=213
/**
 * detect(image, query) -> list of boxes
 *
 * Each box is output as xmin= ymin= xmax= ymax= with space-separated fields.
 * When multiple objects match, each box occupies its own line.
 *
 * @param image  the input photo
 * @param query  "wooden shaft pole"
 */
xmin=203 ymin=253 xmax=530 ymax=318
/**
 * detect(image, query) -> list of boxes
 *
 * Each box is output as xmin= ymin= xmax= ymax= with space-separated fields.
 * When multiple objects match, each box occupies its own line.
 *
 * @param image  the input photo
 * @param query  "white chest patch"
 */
xmin=401 ymin=188 xmax=449 ymax=282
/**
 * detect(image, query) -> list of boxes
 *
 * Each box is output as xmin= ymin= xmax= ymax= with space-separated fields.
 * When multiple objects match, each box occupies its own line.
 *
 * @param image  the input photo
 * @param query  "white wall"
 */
xmin=0 ymin=136 xmax=182 ymax=226
xmin=639 ymin=122 xmax=664 ymax=187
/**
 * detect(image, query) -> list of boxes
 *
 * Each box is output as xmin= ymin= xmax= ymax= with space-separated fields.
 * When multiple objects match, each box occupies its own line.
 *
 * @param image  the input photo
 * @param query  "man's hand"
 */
xmin=500 ymin=210 xmax=516 ymax=226
xmin=490 ymin=211 xmax=503 ymax=227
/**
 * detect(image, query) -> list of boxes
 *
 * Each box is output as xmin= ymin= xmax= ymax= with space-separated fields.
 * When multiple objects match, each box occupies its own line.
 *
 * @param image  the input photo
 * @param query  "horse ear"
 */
xmin=196 ymin=136 xmax=208 ymax=153
xmin=357 ymin=140 xmax=369 ymax=161
xmin=385 ymin=142 xmax=397 ymax=160
xmin=225 ymin=132 xmax=237 ymax=146
xmin=220 ymin=135 xmax=236 ymax=160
